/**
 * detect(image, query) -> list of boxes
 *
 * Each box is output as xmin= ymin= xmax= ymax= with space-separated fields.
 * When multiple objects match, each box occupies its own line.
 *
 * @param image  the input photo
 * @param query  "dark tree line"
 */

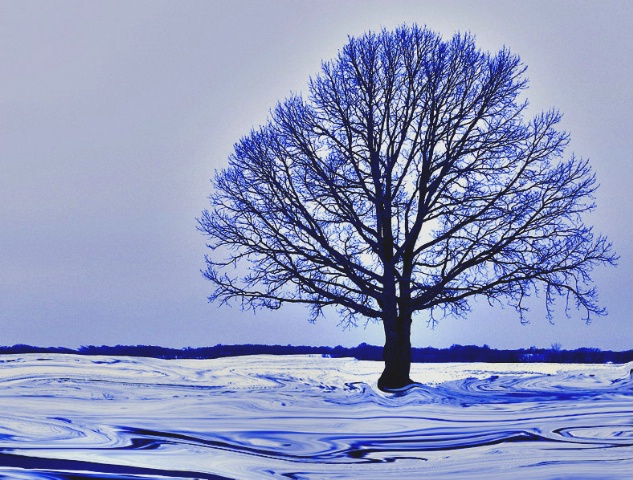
xmin=198 ymin=25 xmax=616 ymax=390
xmin=1 ymin=344 xmax=631 ymax=364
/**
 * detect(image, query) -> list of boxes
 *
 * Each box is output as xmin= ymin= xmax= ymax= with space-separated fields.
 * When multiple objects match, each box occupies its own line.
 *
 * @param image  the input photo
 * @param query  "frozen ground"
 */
xmin=0 ymin=354 xmax=631 ymax=479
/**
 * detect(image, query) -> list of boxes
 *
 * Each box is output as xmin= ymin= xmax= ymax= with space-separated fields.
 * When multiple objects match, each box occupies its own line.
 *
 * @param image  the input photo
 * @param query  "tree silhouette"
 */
xmin=198 ymin=25 xmax=616 ymax=391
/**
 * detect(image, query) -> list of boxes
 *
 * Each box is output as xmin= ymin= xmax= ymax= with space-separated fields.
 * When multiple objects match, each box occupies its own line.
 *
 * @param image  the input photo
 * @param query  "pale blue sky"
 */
xmin=1 ymin=0 xmax=631 ymax=350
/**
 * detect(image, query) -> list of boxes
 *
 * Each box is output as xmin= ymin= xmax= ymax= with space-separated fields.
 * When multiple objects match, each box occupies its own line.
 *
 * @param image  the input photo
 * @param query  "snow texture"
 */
xmin=0 ymin=354 xmax=631 ymax=479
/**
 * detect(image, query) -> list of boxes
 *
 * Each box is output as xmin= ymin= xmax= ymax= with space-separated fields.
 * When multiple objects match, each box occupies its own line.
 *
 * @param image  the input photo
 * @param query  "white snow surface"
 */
xmin=0 ymin=354 xmax=631 ymax=479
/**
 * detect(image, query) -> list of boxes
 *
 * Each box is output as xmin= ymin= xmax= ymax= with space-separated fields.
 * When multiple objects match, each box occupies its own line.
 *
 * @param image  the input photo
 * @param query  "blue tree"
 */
xmin=198 ymin=25 xmax=616 ymax=391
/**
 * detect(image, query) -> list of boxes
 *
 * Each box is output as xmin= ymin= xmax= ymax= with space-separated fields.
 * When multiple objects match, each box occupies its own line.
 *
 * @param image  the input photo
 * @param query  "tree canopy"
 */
xmin=198 ymin=24 xmax=616 ymax=390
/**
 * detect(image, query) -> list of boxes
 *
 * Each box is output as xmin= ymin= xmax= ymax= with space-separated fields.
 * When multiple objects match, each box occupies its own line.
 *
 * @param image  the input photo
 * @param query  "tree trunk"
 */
xmin=378 ymin=314 xmax=414 ymax=391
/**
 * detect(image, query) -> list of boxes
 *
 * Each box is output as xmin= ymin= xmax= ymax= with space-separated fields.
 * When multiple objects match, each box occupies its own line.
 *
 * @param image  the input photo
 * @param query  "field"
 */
xmin=0 ymin=354 xmax=631 ymax=479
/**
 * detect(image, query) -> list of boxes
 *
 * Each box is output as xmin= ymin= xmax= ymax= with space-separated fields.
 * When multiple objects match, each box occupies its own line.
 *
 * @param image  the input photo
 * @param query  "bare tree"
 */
xmin=198 ymin=25 xmax=616 ymax=391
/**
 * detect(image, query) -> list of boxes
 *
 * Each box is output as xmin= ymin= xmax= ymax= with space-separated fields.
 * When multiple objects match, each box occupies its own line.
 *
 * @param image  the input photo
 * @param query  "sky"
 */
xmin=1 ymin=0 xmax=631 ymax=351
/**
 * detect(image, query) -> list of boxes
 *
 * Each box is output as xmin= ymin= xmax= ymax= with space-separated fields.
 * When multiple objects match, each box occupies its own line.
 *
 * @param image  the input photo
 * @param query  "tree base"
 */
xmin=377 ymin=373 xmax=419 ymax=393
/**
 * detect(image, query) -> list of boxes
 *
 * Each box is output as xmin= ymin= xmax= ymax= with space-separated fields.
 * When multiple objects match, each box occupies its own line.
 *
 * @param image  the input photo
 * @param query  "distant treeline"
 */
xmin=0 ymin=343 xmax=631 ymax=364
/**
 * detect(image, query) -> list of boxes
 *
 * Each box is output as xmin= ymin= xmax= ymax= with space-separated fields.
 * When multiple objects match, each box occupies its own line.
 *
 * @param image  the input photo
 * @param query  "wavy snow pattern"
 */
xmin=0 ymin=354 xmax=631 ymax=479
